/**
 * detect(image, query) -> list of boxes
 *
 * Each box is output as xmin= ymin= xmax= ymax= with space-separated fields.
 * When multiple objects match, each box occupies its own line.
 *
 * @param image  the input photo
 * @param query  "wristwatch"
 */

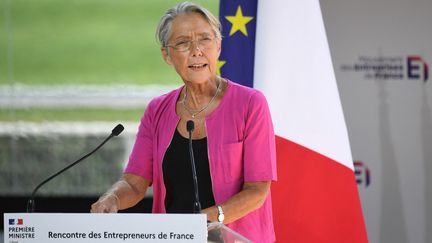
xmin=217 ymin=205 xmax=225 ymax=223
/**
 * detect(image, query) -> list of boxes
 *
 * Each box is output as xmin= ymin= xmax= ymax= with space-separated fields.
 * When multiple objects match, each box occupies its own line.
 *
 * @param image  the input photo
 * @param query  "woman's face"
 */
xmin=162 ymin=12 xmax=221 ymax=85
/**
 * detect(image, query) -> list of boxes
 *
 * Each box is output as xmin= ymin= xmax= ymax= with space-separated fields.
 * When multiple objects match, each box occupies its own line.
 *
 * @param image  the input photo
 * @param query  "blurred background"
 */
xmin=0 ymin=0 xmax=218 ymax=230
xmin=1 ymin=0 xmax=431 ymax=243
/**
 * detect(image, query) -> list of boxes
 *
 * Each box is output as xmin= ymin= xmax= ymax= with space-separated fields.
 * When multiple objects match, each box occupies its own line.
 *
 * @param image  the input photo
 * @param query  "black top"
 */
xmin=162 ymin=129 xmax=215 ymax=213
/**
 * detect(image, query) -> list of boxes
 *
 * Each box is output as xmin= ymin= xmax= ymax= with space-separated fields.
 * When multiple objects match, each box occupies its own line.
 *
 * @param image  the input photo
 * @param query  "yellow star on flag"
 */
xmin=225 ymin=6 xmax=254 ymax=36
xmin=217 ymin=60 xmax=226 ymax=76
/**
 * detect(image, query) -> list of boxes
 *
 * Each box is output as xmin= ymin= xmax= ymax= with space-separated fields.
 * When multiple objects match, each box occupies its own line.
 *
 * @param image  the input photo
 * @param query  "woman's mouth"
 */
xmin=188 ymin=64 xmax=208 ymax=70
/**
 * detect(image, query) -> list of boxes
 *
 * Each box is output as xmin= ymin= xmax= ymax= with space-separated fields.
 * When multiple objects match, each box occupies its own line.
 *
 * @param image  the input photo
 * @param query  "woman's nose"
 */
xmin=190 ymin=41 xmax=203 ymax=56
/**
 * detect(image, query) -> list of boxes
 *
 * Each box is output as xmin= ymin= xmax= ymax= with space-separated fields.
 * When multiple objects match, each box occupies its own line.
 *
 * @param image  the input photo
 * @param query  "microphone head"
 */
xmin=186 ymin=120 xmax=194 ymax=132
xmin=112 ymin=124 xmax=124 ymax=136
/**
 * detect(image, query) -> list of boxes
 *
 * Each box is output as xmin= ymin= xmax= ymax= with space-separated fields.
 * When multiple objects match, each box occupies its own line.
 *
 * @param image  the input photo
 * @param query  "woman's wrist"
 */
xmin=202 ymin=206 xmax=219 ymax=222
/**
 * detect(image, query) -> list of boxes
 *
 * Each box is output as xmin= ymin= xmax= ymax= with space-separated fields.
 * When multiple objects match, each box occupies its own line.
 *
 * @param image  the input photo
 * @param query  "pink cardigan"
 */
xmin=125 ymin=80 xmax=277 ymax=242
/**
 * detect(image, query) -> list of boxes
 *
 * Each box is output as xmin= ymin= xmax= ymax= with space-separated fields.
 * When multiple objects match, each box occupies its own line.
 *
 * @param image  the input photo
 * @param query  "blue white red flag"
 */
xmin=219 ymin=1 xmax=368 ymax=242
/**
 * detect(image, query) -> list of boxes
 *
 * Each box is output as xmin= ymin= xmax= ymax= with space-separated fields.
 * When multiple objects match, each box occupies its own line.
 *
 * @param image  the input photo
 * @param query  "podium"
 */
xmin=4 ymin=213 xmax=251 ymax=243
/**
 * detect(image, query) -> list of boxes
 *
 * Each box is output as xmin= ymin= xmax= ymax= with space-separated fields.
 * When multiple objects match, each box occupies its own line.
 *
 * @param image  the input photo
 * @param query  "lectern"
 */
xmin=4 ymin=213 xmax=251 ymax=243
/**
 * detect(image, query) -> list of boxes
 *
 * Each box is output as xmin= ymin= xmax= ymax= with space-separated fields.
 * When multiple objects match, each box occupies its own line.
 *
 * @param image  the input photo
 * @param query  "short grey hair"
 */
xmin=156 ymin=2 xmax=222 ymax=48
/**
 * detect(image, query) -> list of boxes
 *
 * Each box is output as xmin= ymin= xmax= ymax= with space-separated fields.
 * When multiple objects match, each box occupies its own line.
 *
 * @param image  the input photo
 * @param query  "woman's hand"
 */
xmin=90 ymin=193 xmax=119 ymax=213
xmin=90 ymin=173 xmax=150 ymax=213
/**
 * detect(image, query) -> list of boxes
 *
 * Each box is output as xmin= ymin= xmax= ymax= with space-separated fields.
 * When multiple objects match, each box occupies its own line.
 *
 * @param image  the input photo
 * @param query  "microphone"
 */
xmin=186 ymin=120 xmax=201 ymax=213
xmin=26 ymin=124 xmax=124 ymax=213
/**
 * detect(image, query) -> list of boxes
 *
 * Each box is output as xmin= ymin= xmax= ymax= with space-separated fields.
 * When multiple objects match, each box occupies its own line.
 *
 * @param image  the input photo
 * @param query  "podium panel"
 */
xmin=4 ymin=213 xmax=206 ymax=243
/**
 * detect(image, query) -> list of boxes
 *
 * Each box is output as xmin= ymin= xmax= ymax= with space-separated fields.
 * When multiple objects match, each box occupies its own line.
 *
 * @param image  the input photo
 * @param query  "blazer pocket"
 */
xmin=220 ymin=142 xmax=244 ymax=183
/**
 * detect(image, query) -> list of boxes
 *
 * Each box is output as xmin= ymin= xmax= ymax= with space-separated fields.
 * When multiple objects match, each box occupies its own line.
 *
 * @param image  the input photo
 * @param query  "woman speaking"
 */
xmin=91 ymin=2 xmax=277 ymax=242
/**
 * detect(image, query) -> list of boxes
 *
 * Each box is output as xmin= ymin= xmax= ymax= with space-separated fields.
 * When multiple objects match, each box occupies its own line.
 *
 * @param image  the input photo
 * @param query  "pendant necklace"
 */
xmin=181 ymin=79 xmax=221 ymax=119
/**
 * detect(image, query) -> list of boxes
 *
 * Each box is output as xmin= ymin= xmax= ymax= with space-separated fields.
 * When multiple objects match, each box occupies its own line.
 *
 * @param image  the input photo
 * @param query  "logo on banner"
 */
xmin=354 ymin=160 xmax=371 ymax=187
xmin=8 ymin=217 xmax=36 ymax=240
xmin=340 ymin=55 xmax=429 ymax=82
xmin=9 ymin=218 xmax=24 ymax=225
xmin=407 ymin=55 xmax=429 ymax=81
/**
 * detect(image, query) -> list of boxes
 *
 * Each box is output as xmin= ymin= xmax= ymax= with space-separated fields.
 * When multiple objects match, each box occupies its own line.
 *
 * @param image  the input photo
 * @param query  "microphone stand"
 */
xmin=26 ymin=124 xmax=124 ymax=213
xmin=187 ymin=120 xmax=202 ymax=213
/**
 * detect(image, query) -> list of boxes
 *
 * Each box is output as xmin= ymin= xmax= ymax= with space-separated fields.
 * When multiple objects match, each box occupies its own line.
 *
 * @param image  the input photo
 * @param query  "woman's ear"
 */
xmin=161 ymin=47 xmax=173 ymax=65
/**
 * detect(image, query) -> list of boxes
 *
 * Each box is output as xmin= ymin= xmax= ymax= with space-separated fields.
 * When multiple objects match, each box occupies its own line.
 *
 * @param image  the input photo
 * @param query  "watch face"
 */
xmin=217 ymin=206 xmax=224 ymax=223
xmin=218 ymin=214 xmax=224 ymax=222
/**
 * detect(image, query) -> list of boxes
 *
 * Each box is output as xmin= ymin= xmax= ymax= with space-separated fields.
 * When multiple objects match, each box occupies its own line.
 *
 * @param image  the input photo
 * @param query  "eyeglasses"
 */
xmin=166 ymin=37 xmax=216 ymax=52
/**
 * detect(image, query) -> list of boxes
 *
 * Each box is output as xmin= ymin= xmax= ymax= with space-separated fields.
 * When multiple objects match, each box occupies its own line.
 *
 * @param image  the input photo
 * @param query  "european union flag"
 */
xmin=219 ymin=0 xmax=257 ymax=88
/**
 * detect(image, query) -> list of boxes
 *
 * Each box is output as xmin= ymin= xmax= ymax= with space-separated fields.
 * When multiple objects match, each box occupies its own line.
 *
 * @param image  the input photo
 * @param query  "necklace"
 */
xmin=181 ymin=79 xmax=222 ymax=119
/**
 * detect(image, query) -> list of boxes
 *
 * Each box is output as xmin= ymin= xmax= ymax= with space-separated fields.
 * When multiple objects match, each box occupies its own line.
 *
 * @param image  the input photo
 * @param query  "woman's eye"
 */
xmin=175 ymin=41 xmax=187 ymax=46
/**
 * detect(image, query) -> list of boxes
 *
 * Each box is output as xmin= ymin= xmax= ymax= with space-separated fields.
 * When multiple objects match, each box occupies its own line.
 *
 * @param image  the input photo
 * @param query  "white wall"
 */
xmin=320 ymin=0 xmax=432 ymax=242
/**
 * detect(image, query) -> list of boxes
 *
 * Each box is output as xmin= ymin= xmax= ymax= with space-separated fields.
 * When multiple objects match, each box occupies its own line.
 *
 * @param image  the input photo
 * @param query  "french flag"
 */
xmin=8 ymin=218 xmax=23 ymax=225
xmin=219 ymin=0 xmax=368 ymax=242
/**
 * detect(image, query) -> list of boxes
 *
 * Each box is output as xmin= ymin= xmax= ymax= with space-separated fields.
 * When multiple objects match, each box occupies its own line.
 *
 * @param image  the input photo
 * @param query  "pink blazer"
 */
xmin=125 ymin=80 xmax=277 ymax=242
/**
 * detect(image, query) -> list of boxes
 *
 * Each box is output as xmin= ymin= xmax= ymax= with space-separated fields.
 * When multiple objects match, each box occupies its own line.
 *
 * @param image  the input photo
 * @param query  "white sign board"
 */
xmin=4 ymin=213 xmax=206 ymax=243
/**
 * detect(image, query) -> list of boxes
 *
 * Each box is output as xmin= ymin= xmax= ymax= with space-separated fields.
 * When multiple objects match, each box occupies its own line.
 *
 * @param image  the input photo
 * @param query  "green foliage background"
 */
xmin=0 ymin=1 xmax=220 ymax=196
xmin=0 ymin=0 xmax=219 ymax=121
xmin=0 ymin=0 xmax=219 ymax=86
